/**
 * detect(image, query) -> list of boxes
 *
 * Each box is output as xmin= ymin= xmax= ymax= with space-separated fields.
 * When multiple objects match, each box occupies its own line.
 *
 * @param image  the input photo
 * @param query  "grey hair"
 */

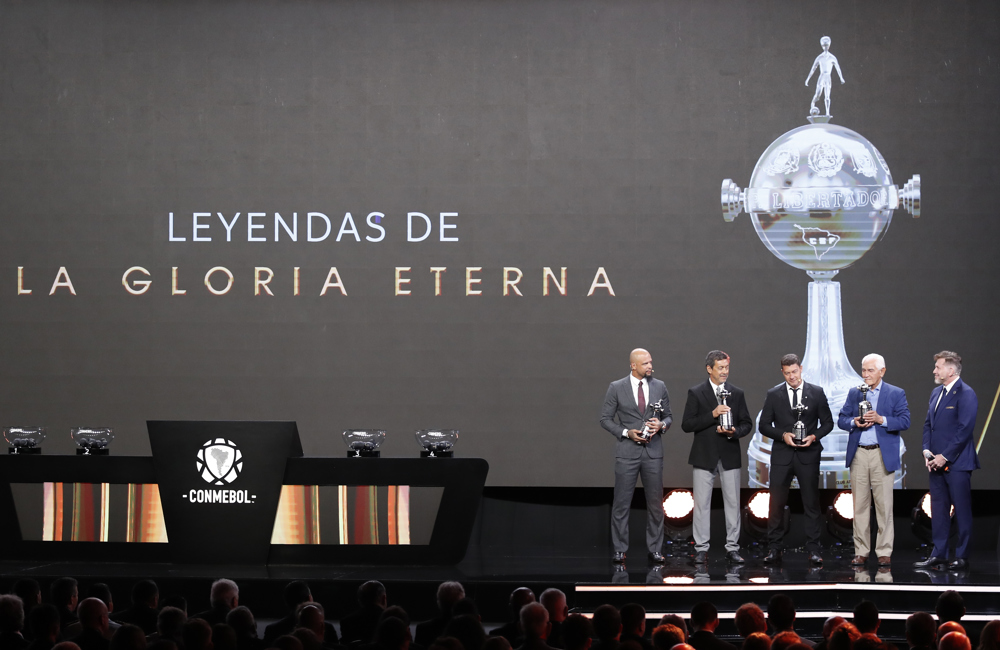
xmin=862 ymin=354 xmax=885 ymax=370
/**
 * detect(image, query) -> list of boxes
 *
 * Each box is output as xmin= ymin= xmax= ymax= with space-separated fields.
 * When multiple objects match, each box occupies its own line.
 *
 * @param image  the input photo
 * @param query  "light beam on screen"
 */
xmin=976 ymin=381 xmax=999 ymax=453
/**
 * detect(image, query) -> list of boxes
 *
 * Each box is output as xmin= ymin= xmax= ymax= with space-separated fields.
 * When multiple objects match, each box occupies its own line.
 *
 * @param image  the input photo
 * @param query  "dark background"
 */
xmin=0 ymin=0 xmax=997 ymax=488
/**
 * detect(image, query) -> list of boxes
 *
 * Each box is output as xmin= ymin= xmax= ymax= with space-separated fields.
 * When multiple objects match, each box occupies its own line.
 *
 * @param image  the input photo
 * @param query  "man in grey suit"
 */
xmin=600 ymin=348 xmax=672 ymax=564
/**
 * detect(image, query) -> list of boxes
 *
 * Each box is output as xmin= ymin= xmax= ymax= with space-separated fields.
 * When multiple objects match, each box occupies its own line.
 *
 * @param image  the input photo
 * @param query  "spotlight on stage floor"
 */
xmin=826 ymin=490 xmax=854 ymax=551
xmin=742 ymin=490 xmax=787 ymax=553
xmin=911 ymin=492 xmax=955 ymax=546
xmin=661 ymin=489 xmax=694 ymax=549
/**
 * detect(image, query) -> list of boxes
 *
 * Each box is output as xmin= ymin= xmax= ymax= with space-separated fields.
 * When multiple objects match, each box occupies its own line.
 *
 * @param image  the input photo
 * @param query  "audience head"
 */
xmin=0 ymin=594 xmax=25 ymax=634
xmin=160 ymin=596 xmax=187 ymax=615
xmin=12 ymin=579 xmax=42 ymax=612
xmin=291 ymin=628 xmax=322 ymax=650
xmin=147 ymin=641 xmax=177 ymax=650
xmin=735 ymin=603 xmax=767 ymax=638
xmin=88 ymin=584 xmax=114 ymax=613
xmin=509 ymin=588 xmax=536 ymax=620
xmin=111 ymin=624 xmax=147 ymax=650
xmin=772 ymin=631 xmax=802 ymax=650
xmin=651 ymin=624 xmax=684 ymax=650
xmin=824 ymin=618 xmax=848 ymax=641
xmin=829 ymin=623 xmax=862 ymax=650
xmin=380 ymin=607 xmax=411 ymax=626
xmin=211 ymin=625 xmax=238 ymax=650
xmin=593 ymin=604 xmax=622 ymax=642
xmin=978 ymin=620 xmax=1000 ymax=650
xmin=940 ymin=633 xmax=972 ymax=650
xmin=51 ymin=578 xmax=80 ymax=614
xmin=445 ymin=614 xmax=487 ymax=650
xmin=936 ymin=592 xmax=966 ymax=624
xmin=29 ymin=604 xmax=61 ymax=642
xmin=296 ymin=604 xmax=325 ymax=639
xmin=272 ymin=635 xmax=303 ymax=650
xmin=209 ymin=580 xmax=239 ymax=611
xmin=540 ymin=589 xmax=568 ymax=624
xmin=225 ymin=607 xmax=257 ymax=639
xmin=483 ymin=637 xmax=512 ymax=650
xmin=620 ymin=603 xmax=646 ymax=637
xmin=157 ymin=607 xmax=187 ymax=642
xmin=939 ymin=623 xmax=967 ymax=640
xmin=669 ymin=645 xmax=695 ymax=650
xmin=563 ymin=614 xmax=593 ymax=650
xmin=358 ymin=581 xmax=387 ymax=609
xmin=906 ymin=612 xmax=936 ymax=649
xmin=855 ymin=634 xmax=887 ymax=650
xmin=182 ymin=618 xmax=214 ymax=650
xmin=520 ymin=603 xmax=550 ymax=641
xmin=744 ymin=633 xmax=772 ymax=650
xmin=78 ymin=597 xmax=110 ymax=635
xmin=284 ymin=581 xmax=313 ymax=610
xmin=691 ymin=602 xmax=718 ymax=633
xmin=374 ymin=616 xmax=410 ymax=650
xmin=436 ymin=582 xmax=466 ymax=616
xmin=767 ymin=595 xmax=797 ymax=633
xmin=427 ymin=638 xmax=464 ymax=650
xmin=853 ymin=601 xmax=880 ymax=635
xmin=453 ymin=598 xmax=480 ymax=619
xmin=659 ymin=615 xmax=687 ymax=641
xmin=53 ymin=643 xmax=82 ymax=650
xmin=131 ymin=581 xmax=159 ymax=610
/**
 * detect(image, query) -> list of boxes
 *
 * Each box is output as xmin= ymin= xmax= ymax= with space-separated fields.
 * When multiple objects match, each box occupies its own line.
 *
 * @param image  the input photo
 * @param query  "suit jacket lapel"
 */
xmin=623 ymin=375 xmax=640 ymax=416
xmin=930 ymin=385 xmax=945 ymax=427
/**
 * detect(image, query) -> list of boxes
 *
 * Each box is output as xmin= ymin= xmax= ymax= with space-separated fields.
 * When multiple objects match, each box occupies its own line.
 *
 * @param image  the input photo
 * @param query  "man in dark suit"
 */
xmin=914 ymin=351 xmax=979 ymax=571
xmin=687 ymin=603 xmax=736 ymax=650
xmin=758 ymin=353 xmax=834 ymax=565
xmin=340 ymin=581 xmax=386 ymax=645
xmin=600 ymin=348 xmax=672 ymax=564
xmin=837 ymin=353 xmax=910 ymax=568
xmin=682 ymin=350 xmax=753 ymax=565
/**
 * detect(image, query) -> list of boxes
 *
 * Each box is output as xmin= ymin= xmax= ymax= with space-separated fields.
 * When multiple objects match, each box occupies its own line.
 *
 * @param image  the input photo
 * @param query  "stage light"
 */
xmin=918 ymin=492 xmax=954 ymax=519
xmin=911 ymin=492 xmax=955 ymax=545
xmin=832 ymin=491 xmax=854 ymax=519
xmin=661 ymin=575 xmax=694 ymax=584
xmin=662 ymin=489 xmax=695 ymax=519
xmin=747 ymin=490 xmax=769 ymax=520
xmin=825 ymin=490 xmax=854 ymax=545
xmin=4 ymin=426 xmax=46 ymax=455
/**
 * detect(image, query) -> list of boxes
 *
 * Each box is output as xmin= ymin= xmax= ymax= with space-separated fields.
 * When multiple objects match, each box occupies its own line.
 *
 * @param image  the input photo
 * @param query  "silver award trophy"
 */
xmin=639 ymin=398 xmax=666 ymax=441
xmin=717 ymin=388 xmax=735 ymax=431
xmin=857 ymin=384 xmax=872 ymax=419
xmin=723 ymin=36 xmax=920 ymax=488
xmin=792 ymin=403 xmax=809 ymax=445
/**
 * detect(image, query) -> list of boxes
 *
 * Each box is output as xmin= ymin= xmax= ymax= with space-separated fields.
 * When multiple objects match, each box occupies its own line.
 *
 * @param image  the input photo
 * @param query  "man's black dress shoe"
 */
xmin=648 ymin=552 xmax=665 ymax=564
xmin=613 ymin=551 xmax=626 ymax=564
xmin=809 ymin=553 xmax=823 ymax=566
xmin=763 ymin=549 xmax=782 ymax=564
xmin=726 ymin=551 xmax=745 ymax=564
xmin=948 ymin=558 xmax=969 ymax=571
xmin=693 ymin=551 xmax=708 ymax=564
xmin=913 ymin=555 xmax=947 ymax=569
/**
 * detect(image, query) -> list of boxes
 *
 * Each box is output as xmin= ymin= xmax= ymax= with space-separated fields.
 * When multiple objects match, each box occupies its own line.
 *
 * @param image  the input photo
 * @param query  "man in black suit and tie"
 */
xmin=758 ymin=353 xmax=834 ymax=565
xmin=681 ymin=350 xmax=753 ymax=565
xmin=600 ymin=348 xmax=672 ymax=564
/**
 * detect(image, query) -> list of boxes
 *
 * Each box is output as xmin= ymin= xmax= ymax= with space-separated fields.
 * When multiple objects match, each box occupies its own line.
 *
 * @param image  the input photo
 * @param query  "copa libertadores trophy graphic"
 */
xmin=721 ymin=36 xmax=920 ymax=489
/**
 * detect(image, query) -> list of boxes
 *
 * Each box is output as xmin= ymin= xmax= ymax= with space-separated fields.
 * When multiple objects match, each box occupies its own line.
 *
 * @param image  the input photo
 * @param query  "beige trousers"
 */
xmin=851 ymin=446 xmax=894 ymax=556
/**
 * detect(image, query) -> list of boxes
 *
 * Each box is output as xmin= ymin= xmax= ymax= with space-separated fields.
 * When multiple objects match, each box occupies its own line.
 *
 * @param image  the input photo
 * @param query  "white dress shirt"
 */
xmin=623 ymin=374 xmax=649 ymax=438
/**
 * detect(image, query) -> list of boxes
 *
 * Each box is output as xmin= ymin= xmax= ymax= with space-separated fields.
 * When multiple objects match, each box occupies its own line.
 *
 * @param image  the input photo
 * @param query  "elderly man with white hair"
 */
xmin=837 ymin=353 xmax=910 ymax=568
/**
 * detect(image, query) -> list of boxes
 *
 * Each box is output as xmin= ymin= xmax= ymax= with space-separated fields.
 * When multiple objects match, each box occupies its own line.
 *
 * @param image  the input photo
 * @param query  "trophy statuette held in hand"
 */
xmin=792 ymin=403 xmax=809 ymax=445
xmin=716 ymin=388 xmax=735 ymax=432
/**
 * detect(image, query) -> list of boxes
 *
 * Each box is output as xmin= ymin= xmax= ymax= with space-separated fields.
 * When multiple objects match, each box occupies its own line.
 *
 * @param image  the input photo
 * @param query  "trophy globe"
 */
xmin=721 ymin=37 xmax=920 ymax=489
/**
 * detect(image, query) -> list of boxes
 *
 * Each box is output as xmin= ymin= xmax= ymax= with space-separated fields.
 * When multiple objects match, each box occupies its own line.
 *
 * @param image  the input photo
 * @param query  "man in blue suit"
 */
xmin=914 ymin=351 xmax=979 ymax=571
xmin=837 ymin=353 xmax=910 ymax=568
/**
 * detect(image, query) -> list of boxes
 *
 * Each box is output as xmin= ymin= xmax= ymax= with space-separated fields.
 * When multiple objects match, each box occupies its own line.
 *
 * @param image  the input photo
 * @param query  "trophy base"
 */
xmin=76 ymin=448 xmax=109 ymax=455
xmin=420 ymin=450 xmax=454 ymax=458
xmin=8 ymin=447 xmax=41 ymax=455
xmin=347 ymin=449 xmax=380 ymax=458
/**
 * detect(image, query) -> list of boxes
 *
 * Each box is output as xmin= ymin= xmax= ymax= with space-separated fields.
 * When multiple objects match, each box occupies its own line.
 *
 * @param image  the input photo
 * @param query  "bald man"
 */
xmin=600 ymin=348 xmax=672 ymax=564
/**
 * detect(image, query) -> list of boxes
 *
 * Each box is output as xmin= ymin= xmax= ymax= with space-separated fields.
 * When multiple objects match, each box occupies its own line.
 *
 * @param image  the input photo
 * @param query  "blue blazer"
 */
xmin=922 ymin=378 xmax=980 ymax=471
xmin=838 ymin=381 xmax=910 ymax=472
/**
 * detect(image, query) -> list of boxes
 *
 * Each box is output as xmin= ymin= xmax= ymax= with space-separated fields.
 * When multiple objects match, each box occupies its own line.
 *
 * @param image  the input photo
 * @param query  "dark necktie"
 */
xmin=792 ymin=387 xmax=799 ymax=407
xmin=638 ymin=381 xmax=646 ymax=414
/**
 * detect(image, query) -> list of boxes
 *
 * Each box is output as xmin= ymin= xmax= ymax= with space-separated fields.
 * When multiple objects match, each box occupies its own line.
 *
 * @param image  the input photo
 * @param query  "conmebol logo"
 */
xmin=196 ymin=438 xmax=243 ymax=485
